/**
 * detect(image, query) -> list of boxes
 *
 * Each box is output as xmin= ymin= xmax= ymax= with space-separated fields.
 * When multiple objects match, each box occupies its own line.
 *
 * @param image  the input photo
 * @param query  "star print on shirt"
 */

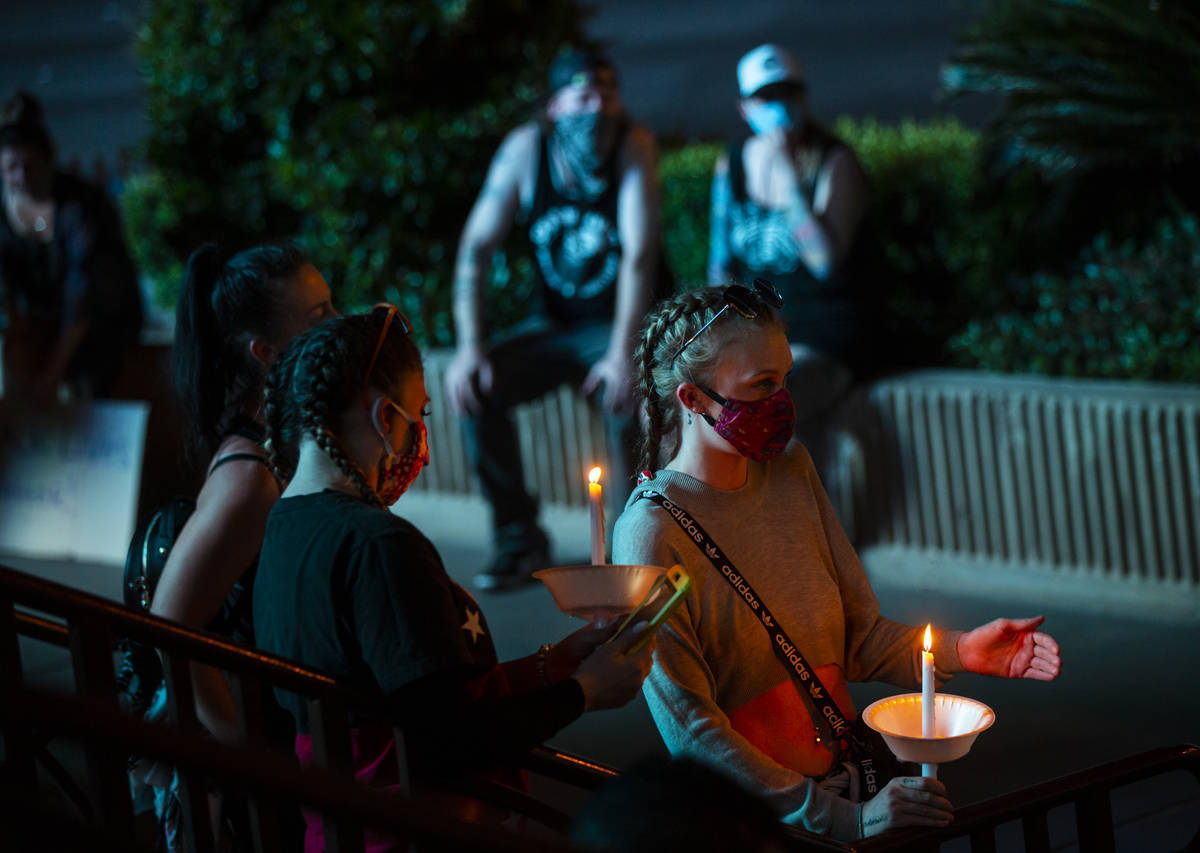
xmin=461 ymin=608 xmax=486 ymax=644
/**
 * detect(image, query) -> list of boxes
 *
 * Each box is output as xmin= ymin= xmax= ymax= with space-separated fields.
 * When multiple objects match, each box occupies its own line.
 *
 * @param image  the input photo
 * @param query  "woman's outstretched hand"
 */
xmin=956 ymin=616 xmax=1062 ymax=681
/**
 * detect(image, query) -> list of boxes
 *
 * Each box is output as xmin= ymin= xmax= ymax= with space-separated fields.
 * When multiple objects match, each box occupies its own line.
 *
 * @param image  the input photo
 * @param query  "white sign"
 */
xmin=0 ymin=400 xmax=149 ymax=565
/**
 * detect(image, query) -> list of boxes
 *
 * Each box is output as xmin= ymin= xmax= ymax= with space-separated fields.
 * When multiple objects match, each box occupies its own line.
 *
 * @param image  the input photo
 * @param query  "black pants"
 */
xmin=461 ymin=318 xmax=638 ymax=558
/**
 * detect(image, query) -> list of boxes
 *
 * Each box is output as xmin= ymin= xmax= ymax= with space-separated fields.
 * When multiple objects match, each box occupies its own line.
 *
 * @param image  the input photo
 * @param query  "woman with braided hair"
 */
xmin=253 ymin=307 xmax=655 ymax=853
xmin=612 ymin=283 xmax=1062 ymax=842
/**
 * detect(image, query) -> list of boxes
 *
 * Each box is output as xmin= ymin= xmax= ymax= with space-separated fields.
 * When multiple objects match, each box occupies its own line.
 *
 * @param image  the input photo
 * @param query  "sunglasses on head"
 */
xmin=361 ymin=303 xmax=414 ymax=410
xmin=669 ymin=278 xmax=784 ymax=364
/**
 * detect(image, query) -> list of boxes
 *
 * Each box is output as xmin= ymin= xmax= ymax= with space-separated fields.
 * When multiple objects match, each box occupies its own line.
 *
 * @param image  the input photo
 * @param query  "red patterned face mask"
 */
xmin=697 ymin=385 xmax=795 ymax=462
xmin=373 ymin=403 xmax=429 ymax=506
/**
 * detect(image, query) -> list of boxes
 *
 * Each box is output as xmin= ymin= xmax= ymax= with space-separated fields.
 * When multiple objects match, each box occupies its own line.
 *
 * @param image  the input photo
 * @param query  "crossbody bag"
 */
xmin=636 ymin=489 xmax=910 ymax=798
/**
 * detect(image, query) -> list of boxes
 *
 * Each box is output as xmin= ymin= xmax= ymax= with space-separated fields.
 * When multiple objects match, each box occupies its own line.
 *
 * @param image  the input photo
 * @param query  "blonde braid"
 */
xmin=634 ymin=289 xmax=737 ymax=473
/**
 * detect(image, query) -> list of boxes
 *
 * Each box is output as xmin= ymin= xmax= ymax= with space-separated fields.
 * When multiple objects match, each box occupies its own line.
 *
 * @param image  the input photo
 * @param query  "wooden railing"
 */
xmin=827 ymin=744 xmax=1200 ymax=853
xmin=3 ymin=563 xmax=1196 ymax=852
xmin=0 ymin=563 xmax=612 ymax=852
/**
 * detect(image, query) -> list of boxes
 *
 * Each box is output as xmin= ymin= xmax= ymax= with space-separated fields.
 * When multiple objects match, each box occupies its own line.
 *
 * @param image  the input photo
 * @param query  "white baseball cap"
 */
xmin=736 ymin=44 xmax=804 ymax=98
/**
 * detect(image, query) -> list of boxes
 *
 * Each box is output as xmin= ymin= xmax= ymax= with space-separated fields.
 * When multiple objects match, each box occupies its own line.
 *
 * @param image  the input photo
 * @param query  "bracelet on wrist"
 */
xmin=536 ymin=643 xmax=555 ymax=687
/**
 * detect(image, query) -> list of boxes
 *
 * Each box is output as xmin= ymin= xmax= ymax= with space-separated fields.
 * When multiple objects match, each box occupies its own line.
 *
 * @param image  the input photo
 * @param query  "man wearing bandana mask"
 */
xmin=708 ymin=44 xmax=877 ymax=477
xmin=448 ymin=47 xmax=671 ymax=592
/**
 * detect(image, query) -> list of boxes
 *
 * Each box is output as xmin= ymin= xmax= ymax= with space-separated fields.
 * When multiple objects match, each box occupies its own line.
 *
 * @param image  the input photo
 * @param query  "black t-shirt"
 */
xmin=254 ymin=490 xmax=583 ymax=773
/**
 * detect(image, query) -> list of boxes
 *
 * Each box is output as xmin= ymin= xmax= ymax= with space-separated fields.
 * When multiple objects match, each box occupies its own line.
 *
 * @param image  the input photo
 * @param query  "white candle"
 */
xmin=588 ymin=466 xmax=605 ymax=565
xmin=922 ymin=624 xmax=937 ymax=779
xmin=922 ymin=624 xmax=935 ymax=737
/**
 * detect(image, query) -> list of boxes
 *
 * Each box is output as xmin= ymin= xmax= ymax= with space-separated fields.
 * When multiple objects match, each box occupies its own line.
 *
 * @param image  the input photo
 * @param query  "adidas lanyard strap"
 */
xmin=636 ymin=488 xmax=864 ymax=762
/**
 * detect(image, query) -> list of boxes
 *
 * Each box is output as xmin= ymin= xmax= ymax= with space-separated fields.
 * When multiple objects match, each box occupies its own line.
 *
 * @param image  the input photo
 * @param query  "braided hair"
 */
xmin=634 ymin=286 xmax=783 ymax=473
xmin=264 ymin=309 xmax=423 ymax=508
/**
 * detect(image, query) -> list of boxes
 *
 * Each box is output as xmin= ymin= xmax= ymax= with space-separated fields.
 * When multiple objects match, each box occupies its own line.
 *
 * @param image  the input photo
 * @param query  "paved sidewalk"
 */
xmin=7 ymin=490 xmax=1199 ymax=850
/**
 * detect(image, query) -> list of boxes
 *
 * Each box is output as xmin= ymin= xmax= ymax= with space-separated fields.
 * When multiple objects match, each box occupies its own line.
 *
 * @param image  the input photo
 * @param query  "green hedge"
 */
xmin=950 ymin=211 xmax=1200 ymax=381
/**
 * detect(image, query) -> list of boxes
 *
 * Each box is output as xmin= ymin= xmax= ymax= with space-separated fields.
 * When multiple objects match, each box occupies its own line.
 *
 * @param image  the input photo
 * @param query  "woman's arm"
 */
xmin=794 ymin=444 xmax=961 ymax=685
xmin=150 ymin=447 xmax=278 ymax=742
xmin=769 ymin=136 xmax=868 ymax=282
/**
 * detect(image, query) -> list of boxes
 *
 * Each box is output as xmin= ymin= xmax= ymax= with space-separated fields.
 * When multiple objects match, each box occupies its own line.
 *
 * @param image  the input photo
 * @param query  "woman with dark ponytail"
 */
xmin=136 ymin=241 xmax=334 ymax=850
xmin=254 ymin=308 xmax=655 ymax=853
xmin=613 ymin=283 xmax=1062 ymax=842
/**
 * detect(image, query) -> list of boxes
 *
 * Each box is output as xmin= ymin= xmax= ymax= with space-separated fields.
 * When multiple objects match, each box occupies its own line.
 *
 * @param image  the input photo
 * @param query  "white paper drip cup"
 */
xmin=863 ymin=693 xmax=995 ymax=765
xmin=533 ymin=564 xmax=665 ymax=620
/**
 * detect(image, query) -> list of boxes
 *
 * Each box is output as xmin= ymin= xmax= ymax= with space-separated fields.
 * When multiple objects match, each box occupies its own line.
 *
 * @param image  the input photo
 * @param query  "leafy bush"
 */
xmin=658 ymin=142 xmax=721 ymax=289
xmin=942 ymin=0 xmax=1200 ymax=273
xmin=126 ymin=0 xmax=586 ymax=344
xmin=950 ymin=211 xmax=1200 ymax=381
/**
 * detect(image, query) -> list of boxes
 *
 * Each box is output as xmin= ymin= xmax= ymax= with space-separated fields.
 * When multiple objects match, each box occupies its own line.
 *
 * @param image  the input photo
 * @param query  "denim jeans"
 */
xmin=461 ymin=317 xmax=638 ymax=558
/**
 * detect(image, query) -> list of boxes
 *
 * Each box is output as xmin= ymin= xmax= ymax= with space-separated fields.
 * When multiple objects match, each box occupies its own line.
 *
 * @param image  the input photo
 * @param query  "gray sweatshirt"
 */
xmin=613 ymin=442 xmax=962 ymax=841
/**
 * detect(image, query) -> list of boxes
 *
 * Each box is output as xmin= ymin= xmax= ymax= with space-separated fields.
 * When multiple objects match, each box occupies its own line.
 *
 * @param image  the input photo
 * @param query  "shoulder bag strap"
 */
xmin=635 ymin=488 xmax=858 ymax=756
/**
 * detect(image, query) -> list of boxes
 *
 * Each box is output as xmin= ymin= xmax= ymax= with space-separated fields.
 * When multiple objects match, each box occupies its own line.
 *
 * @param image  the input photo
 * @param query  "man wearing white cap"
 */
xmin=709 ymin=44 xmax=874 ymax=448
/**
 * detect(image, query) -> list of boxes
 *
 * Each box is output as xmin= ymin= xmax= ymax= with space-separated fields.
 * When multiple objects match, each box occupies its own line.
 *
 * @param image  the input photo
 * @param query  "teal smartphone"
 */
xmin=609 ymin=565 xmax=691 ymax=654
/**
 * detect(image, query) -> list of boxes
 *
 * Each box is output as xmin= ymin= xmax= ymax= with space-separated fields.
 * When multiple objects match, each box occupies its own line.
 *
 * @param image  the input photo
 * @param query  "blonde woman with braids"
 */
xmin=612 ymin=283 xmax=1062 ymax=842
xmin=253 ymin=308 xmax=655 ymax=853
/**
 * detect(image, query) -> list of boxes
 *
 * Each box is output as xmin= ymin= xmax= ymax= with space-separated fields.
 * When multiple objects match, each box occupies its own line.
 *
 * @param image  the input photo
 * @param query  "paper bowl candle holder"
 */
xmin=862 ymin=693 xmax=995 ymax=766
xmin=533 ymin=564 xmax=665 ymax=620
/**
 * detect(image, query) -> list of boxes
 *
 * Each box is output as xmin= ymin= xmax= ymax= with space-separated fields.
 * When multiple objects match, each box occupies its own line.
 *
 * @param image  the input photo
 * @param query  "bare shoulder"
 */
xmin=199 ymin=435 xmax=277 ymax=511
xmin=495 ymin=122 xmax=540 ymax=171
xmin=822 ymin=142 xmax=866 ymax=182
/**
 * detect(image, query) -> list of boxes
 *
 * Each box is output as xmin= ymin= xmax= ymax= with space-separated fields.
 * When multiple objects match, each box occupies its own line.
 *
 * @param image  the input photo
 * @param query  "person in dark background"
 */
xmin=446 ymin=46 xmax=668 ymax=592
xmin=0 ymin=90 xmax=143 ymax=401
xmin=707 ymin=44 xmax=875 ymax=458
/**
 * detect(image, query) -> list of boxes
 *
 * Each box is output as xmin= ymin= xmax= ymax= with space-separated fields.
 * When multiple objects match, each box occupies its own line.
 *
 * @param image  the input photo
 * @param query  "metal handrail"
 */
xmin=1 ymin=687 xmax=576 ymax=853
xmin=3 ymin=564 xmax=347 ymax=698
xmin=819 ymin=743 xmax=1200 ymax=852
xmin=1 ymin=562 xmax=621 ymax=850
xmin=10 ymin=597 xmax=620 ymax=788
xmin=11 ymin=564 xmax=1194 ymax=852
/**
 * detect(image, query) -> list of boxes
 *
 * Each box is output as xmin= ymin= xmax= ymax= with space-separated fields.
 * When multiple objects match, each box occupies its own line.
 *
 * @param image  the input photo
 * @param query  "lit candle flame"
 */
xmin=923 ymin=624 xmax=932 ymax=653
xmin=588 ymin=466 xmax=602 ymax=485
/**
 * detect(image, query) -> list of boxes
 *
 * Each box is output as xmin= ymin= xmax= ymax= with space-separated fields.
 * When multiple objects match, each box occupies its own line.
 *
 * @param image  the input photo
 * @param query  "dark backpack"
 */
xmin=123 ymin=497 xmax=196 ymax=611
xmin=117 ymin=497 xmax=196 ymax=716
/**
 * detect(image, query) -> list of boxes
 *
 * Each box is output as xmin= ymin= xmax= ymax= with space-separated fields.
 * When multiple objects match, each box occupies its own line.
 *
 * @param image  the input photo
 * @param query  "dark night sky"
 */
xmin=0 ymin=0 xmax=995 ymax=165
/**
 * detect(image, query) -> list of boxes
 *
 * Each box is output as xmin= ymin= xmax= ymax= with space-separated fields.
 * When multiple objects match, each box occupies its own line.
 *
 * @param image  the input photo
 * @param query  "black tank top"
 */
xmin=525 ymin=124 xmax=627 ymax=325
